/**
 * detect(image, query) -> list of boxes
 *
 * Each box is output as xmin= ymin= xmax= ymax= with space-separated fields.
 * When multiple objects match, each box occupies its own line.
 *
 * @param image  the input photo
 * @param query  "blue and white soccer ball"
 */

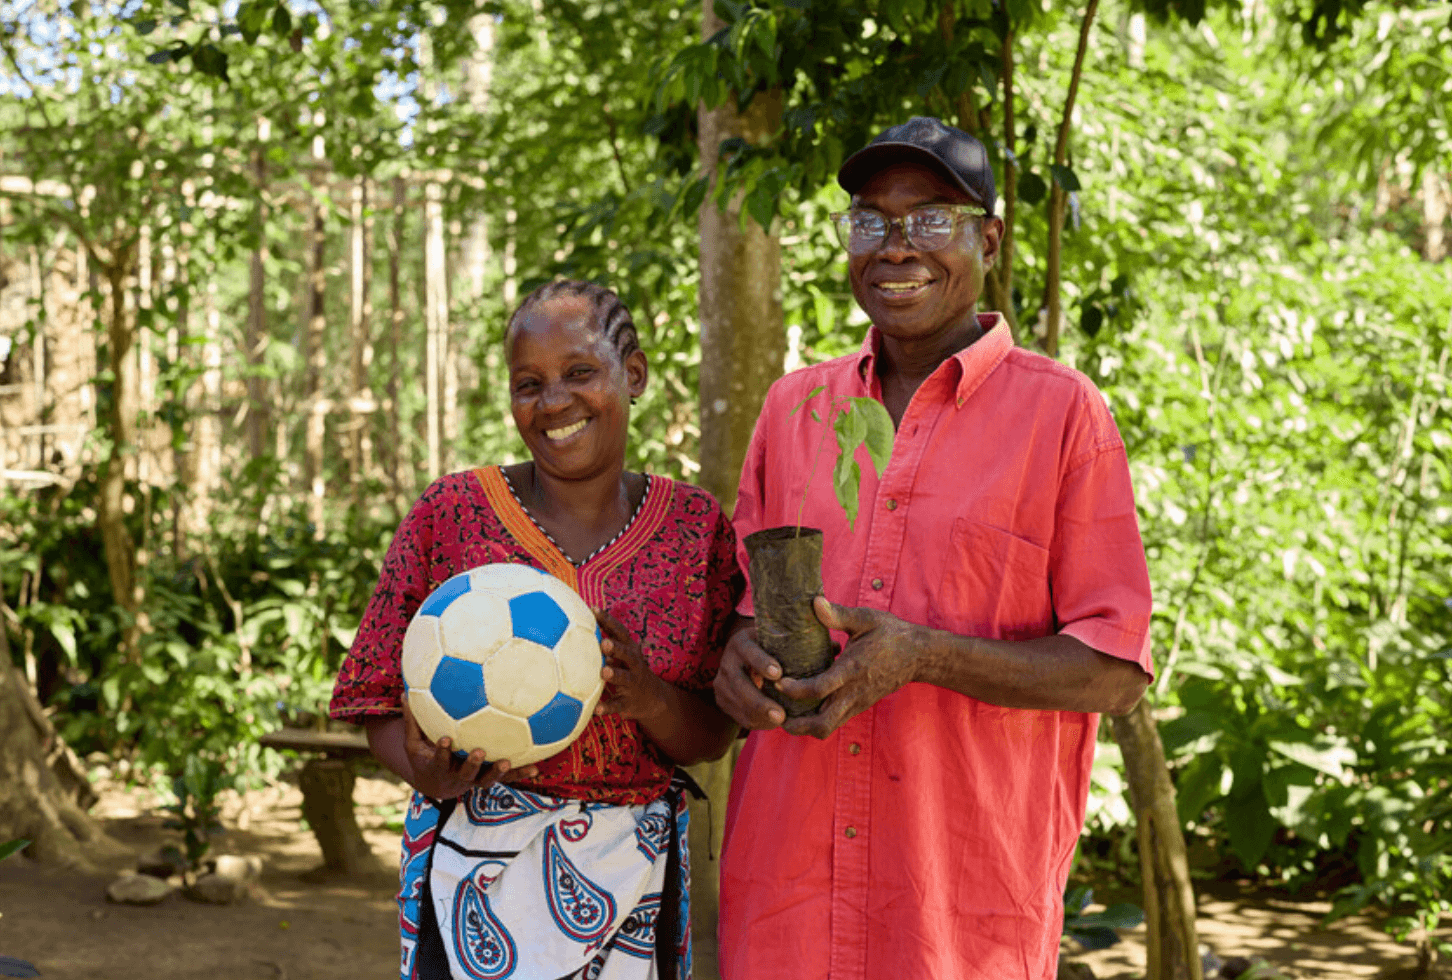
xmin=401 ymin=564 xmax=605 ymax=767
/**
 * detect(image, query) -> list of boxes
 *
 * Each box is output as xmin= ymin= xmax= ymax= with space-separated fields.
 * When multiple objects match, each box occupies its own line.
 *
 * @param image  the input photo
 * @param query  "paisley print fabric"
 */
xmin=424 ymin=782 xmax=686 ymax=980
xmin=330 ymin=466 xmax=741 ymax=805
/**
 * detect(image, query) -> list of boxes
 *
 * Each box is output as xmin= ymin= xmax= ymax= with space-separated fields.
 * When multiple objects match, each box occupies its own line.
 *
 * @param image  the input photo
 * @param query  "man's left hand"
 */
xmin=776 ymin=596 xmax=932 ymax=739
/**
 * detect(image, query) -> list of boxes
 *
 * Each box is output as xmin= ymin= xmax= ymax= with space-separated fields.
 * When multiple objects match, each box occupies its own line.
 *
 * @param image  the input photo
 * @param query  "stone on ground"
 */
xmin=106 ymin=873 xmax=174 ymax=905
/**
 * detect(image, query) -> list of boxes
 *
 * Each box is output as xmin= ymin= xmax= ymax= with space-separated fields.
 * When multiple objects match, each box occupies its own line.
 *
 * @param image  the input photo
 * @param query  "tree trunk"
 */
xmin=245 ymin=121 xmax=272 ymax=462
xmin=96 ymin=252 xmax=143 ymax=662
xmin=0 ymin=598 xmax=122 ymax=870
xmin=424 ymin=180 xmax=448 ymax=482
xmin=691 ymin=5 xmax=786 ymax=974
xmin=346 ymin=175 xmax=376 ymax=498
xmin=1422 ymin=167 xmax=1448 ymax=263
xmin=1111 ymin=699 xmax=1203 ymax=980
xmin=304 ymin=191 xmax=329 ymax=535
xmin=386 ymin=177 xmax=407 ymax=512
xmin=1042 ymin=0 xmax=1098 ymax=357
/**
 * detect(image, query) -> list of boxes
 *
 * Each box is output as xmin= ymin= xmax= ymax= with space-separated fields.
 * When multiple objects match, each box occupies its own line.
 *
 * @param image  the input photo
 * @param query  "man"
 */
xmin=713 ymin=117 xmax=1155 ymax=980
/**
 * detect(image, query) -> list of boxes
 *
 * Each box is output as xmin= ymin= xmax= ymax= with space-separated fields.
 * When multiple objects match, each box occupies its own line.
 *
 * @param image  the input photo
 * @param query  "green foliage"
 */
xmin=1063 ymin=884 xmax=1144 ymax=951
xmin=0 ymin=839 xmax=31 ymax=862
xmin=160 ymin=755 xmax=230 ymax=868
xmin=0 ymin=463 xmax=388 ymax=800
xmin=790 ymin=387 xmax=894 ymax=529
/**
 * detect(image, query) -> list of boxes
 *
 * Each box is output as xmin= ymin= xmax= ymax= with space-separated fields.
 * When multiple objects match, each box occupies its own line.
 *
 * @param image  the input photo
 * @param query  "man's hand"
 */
xmin=777 ymin=596 xmax=930 ymax=739
xmin=594 ymin=608 xmax=670 ymax=723
xmin=713 ymin=620 xmax=789 ymax=731
xmin=401 ymin=699 xmax=537 ymax=801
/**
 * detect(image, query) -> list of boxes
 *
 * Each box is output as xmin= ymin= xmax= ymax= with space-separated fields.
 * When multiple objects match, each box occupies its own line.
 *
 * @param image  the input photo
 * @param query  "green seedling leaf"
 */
xmin=790 ymin=385 xmax=826 ymax=415
xmin=833 ymin=455 xmax=862 ymax=529
xmin=848 ymin=397 xmax=894 ymax=476
xmin=834 ymin=397 xmax=868 ymax=452
xmin=0 ymin=839 xmax=31 ymax=861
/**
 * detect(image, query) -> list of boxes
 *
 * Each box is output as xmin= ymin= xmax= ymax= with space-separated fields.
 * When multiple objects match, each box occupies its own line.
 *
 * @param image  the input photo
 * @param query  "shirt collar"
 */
xmin=854 ymin=312 xmax=1012 ymax=408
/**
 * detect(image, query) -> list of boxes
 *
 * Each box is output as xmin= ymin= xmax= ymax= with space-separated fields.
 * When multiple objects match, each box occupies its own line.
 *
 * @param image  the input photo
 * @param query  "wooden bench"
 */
xmin=259 ymin=727 xmax=388 ymax=877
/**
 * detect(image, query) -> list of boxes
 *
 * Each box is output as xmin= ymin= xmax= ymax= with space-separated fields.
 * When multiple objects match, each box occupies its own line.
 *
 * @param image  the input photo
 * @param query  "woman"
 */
xmin=330 ymin=280 xmax=741 ymax=980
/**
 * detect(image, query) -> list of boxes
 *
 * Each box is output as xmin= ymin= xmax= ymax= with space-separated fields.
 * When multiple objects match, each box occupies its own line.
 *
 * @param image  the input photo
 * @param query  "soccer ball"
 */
xmin=401 ymin=564 xmax=605 ymax=767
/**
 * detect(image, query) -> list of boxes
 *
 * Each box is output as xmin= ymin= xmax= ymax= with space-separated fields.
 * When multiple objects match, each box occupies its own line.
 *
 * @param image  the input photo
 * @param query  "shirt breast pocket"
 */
xmin=927 ymin=517 xmax=1054 ymax=641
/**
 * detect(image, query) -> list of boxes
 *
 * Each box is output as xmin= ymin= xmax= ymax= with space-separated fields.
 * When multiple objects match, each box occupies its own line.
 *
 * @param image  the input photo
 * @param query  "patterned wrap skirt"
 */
xmin=398 ymin=780 xmax=693 ymax=980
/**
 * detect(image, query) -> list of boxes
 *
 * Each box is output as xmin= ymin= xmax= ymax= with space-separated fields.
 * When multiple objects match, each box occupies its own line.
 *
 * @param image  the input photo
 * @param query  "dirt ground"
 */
xmin=0 ymin=771 xmax=1446 ymax=980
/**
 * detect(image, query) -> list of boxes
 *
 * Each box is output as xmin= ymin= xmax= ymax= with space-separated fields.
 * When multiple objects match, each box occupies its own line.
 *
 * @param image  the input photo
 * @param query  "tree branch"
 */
xmin=1042 ymin=0 xmax=1099 ymax=358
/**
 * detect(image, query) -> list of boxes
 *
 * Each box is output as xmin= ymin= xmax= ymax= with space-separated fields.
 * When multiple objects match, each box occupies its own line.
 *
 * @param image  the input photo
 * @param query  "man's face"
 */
xmin=847 ymin=162 xmax=1002 ymax=345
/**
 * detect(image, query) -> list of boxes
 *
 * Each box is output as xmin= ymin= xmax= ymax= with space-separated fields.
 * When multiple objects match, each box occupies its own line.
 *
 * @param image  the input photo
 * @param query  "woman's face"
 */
xmin=506 ymin=295 xmax=646 ymax=483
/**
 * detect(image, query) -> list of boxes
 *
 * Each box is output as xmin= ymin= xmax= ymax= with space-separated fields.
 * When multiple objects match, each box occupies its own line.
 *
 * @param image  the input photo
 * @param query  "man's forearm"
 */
xmin=914 ymin=630 xmax=1148 ymax=716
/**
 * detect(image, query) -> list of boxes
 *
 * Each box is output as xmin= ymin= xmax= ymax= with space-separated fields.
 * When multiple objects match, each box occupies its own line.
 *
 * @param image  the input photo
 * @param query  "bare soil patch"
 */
xmin=2 ymin=773 xmax=1446 ymax=980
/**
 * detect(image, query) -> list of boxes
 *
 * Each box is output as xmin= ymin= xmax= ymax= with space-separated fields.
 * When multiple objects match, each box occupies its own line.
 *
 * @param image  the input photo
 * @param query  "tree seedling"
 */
xmin=790 ymin=385 xmax=895 ymax=531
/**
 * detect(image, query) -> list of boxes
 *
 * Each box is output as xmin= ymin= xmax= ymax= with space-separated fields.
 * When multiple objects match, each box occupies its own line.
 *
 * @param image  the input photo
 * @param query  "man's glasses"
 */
xmin=829 ymin=204 xmax=987 ymax=255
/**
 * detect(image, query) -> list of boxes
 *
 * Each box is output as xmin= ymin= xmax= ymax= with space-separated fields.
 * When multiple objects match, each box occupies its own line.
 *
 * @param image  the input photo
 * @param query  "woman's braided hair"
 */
xmin=506 ymin=279 xmax=640 ymax=361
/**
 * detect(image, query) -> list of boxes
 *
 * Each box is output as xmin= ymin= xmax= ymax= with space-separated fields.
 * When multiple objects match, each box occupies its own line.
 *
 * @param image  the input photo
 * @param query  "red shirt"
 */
xmin=330 ymin=466 xmax=741 ymax=805
xmin=720 ymin=316 xmax=1154 ymax=980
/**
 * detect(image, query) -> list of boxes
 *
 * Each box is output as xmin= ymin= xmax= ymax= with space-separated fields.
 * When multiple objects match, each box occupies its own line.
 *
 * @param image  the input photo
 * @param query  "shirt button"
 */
xmin=871 ymin=578 xmax=883 ymax=591
xmin=849 ymin=743 xmax=861 ymax=755
xmin=844 ymin=827 xmax=857 ymax=839
xmin=886 ymin=498 xmax=898 ymax=511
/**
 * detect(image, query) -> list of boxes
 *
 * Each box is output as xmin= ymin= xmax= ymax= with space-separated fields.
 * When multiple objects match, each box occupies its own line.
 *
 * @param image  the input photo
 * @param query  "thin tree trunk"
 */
xmin=386 ymin=177 xmax=407 ymax=511
xmin=347 ymin=175 xmax=375 ymax=498
xmin=1112 ymin=699 xmax=1204 ymax=980
xmin=424 ymin=180 xmax=447 ymax=482
xmin=304 ymin=190 xmax=329 ymax=535
xmin=989 ymin=28 xmax=1019 ymax=338
xmin=1042 ymin=0 xmax=1098 ymax=357
xmin=939 ymin=5 xmax=1017 ymax=337
xmin=96 ymin=251 xmax=142 ymax=662
xmin=1422 ymin=168 xmax=1448 ymax=263
xmin=691 ymin=5 xmax=786 ymax=973
xmin=190 ymin=280 xmax=223 ymax=530
xmin=245 ymin=119 xmax=272 ymax=462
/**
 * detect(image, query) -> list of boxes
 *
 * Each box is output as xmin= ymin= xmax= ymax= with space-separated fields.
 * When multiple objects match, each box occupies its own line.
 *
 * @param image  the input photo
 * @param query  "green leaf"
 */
xmin=833 ymin=455 xmax=862 ymax=529
xmin=1072 ymin=903 xmax=1145 ymax=930
xmin=1159 ymin=710 xmax=1221 ymax=753
xmin=745 ymin=181 xmax=776 ymax=232
xmin=1049 ymin=163 xmax=1081 ymax=191
xmin=790 ymin=385 xmax=826 ymax=415
xmin=0 ymin=839 xmax=31 ymax=861
xmin=272 ymin=4 xmax=292 ymax=38
xmin=848 ymin=397 xmax=894 ymax=476
xmin=1223 ymin=794 xmax=1277 ymax=870
xmin=1017 ymin=170 xmax=1047 ymax=205
xmin=1065 ymin=925 xmax=1120 ymax=951
xmin=834 ymin=397 xmax=867 ymax=452
xmin=190 ymin=43 xmax=229 ymax=82
xmin=1268 ymin=739 xmax=1354 ymax=780
xmin=679 ymin=176 xmax=709 ymax=219
xmin=134 ymin=19 xmax=158 ymax=35
xmin=237 ymin=1 xmax=269 ymax=43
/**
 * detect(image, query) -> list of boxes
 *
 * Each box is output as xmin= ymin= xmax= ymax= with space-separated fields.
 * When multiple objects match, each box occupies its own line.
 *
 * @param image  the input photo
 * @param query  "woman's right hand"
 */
xmin=713 ymin=619 xmax=788 ymax=731
xmin=401 ymin=700 xmax=538 ymax=800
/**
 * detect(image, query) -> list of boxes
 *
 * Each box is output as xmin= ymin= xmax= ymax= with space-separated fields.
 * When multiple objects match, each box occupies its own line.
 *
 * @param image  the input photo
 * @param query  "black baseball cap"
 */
xmin=837 ymin=116 xmax=997 ymax=214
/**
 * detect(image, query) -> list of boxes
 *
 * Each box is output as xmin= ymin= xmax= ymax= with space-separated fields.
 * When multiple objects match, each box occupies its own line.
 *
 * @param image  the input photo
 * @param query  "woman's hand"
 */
xmin=398 ymin=699 xmax=538 ymax=801
xmin=593 ymin=607 xmax=671 ymax=724
xmin=589 ymin=606 xmax=738 ymax=765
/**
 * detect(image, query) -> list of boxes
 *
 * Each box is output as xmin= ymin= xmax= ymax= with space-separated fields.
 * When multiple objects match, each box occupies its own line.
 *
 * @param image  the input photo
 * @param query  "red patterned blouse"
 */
xmin=330 ymin=465 xmax=742 ymax=805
